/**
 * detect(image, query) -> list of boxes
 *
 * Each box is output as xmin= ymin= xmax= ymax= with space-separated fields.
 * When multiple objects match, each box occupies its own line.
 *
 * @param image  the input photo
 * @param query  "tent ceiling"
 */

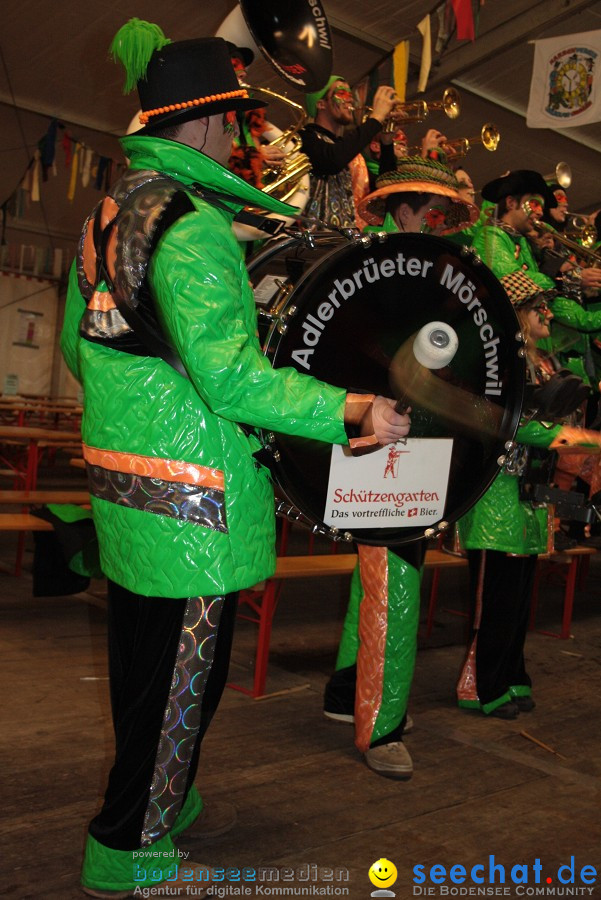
xmin=1 ymin=0 xmax=600 ymax=249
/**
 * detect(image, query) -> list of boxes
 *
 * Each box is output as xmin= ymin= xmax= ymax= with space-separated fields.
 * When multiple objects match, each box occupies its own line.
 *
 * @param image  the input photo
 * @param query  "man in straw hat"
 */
xmin=323 ymin=157 xmax=478 ymax=778
xmin=61 ymin=19 xmax=412 ymax=898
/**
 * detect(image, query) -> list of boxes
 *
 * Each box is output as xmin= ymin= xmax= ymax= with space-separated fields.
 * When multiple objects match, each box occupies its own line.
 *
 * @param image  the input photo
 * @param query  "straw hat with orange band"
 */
xmin=357 ymin=155 xmax=479 ymax=234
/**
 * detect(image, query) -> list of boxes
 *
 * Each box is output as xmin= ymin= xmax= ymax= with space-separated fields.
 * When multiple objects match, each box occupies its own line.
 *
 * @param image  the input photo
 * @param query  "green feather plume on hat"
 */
xmin=110 ymin=18 xmax=172 ymax=93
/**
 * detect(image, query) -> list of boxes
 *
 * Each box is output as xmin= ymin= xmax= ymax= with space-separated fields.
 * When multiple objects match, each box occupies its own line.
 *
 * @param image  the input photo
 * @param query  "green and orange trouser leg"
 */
xmin=335 ymin=543 xmax=423 ymax=752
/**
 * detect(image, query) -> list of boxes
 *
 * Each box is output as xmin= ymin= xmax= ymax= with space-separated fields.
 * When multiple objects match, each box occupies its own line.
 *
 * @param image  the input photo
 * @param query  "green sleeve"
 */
xmin=60 ymin=262 xmax=85 ymax=383
xmin=549 ymin=296 xmax=601 ymax=333
xmin=517 ymin=420 xmax=561 ymax=448
xmin=149 ymin=206 xmax=348 ymax=443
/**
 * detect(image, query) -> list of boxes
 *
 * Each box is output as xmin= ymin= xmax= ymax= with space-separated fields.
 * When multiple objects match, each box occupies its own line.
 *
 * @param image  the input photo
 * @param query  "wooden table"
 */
xmin=0 ymin=425 xmax=82 ymax=489
xmin=0 ymin=398 xmax=82 ymax=427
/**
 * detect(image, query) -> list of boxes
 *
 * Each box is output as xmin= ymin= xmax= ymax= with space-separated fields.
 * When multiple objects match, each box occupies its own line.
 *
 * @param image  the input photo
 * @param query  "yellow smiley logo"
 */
xmin=368 ymin=858 xmax=398 ymax=888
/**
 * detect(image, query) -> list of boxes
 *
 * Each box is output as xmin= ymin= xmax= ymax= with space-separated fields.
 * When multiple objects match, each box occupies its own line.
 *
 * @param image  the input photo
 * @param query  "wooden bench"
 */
xmin=0 ymin=495 xmax=89 ymax=575
xmin=0 ymin=425 xmax=81 ymax=490
xmin=0 ymin=513 xmax=54 ymax=532
xmin=230 ymin=543 xmax=599 ymax=698
xmin=228 ymin=548 xmax=469 ymax=698
xmin=0 ymin=490 xmax=89 ymax=505
xmin=0 ymin=510 xmax=595 ymax=694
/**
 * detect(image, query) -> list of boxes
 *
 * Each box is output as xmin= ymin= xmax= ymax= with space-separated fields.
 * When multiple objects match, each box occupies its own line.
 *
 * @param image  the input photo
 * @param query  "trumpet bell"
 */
xmin=481 ymin=123 xmax=500 ymax=152
xmin=442 ymin=123 xmax=500 ymax=160
xmin=581 ymin=225 xmax=598 ymax=248
xmin=543 ymin=161 xmax=572 ymax=189
xmin=442 ymin=87 xmax=461 ymax=120
xmin=565 ymin=223 xmax=598 ymax=248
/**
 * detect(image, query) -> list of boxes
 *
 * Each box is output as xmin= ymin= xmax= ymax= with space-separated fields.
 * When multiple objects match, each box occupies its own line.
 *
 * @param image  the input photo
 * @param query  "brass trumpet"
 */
xmin=442 ymin=123 xmax=500 ymax=160
xmin=531 ymin=220 xmax=601 ymax=267
xmin=391 ymin=87 xmax=461 ymax=125
xmin=404 ymin=123 xmax=499 ymax=159
xmin=543 ymin=161 xmax=572 ymax=189
xmin=359 ymin=87 xmax=460 ymax=128
xmin=564 ymin=214 xmax=597 ymax=247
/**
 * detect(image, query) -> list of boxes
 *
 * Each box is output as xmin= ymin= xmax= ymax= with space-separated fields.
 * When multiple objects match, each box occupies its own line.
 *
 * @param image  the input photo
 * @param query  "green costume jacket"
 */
xmin=458 ymin=223 xmax=564 ymax=553
xmin=472 ymin=222 xmax=601 ymax=383
xmin=458 ymin=421 xmax=560 ymax=554
xmin=61 ymin=135 xmax=349 ymax=598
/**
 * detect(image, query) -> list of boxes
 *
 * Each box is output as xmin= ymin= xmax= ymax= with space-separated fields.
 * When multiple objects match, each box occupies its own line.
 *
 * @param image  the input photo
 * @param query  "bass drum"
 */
xmin=248 ymin=231 xmax=525 ymax=546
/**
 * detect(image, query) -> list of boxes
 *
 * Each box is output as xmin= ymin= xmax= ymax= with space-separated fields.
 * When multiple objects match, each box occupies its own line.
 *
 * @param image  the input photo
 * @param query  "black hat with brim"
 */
xmin=135 ymin=37 xmax=265 ymax=134
xmin=481 ymin=170 xmax=557 ymax=208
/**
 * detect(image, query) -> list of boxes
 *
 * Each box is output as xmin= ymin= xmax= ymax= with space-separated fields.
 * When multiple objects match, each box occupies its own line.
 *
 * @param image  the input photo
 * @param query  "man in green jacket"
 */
xmin=472 ymin=170 xmax=601 ymax=386
xmin=61 ymin=20 xmax=412 ymax=899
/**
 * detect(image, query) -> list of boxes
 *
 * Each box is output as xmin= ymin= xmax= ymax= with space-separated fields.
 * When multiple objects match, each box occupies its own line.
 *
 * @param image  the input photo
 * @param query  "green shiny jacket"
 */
xmin=472 ymin=223 xmax=601 ymax=383
xmin=458 ymin=421 xmax=560 ymax=554
xmin=61 ymin=136 xmax=348 ymax=597
xmin=459 ymin=223 xmax=564 ymax=552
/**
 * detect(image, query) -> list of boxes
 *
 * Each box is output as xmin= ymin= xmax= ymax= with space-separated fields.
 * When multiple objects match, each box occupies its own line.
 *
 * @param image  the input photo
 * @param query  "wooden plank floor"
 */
xmin=2 ymin=466 xmax=601 ymax=899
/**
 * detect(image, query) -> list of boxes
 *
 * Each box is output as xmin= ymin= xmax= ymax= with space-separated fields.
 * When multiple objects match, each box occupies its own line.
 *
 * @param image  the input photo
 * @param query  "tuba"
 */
xmin=217 ymin=1 xmax=334 ymax=211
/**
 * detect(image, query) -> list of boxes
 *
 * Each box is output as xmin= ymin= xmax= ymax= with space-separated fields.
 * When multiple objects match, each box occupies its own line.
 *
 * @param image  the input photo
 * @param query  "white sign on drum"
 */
xmin=324 ymin=439 xmax=454 ymax=529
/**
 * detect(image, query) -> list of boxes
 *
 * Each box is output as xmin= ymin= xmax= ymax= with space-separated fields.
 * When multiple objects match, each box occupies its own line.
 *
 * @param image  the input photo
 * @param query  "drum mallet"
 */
xmin=393 ymin=321 xmax=459 ymax=414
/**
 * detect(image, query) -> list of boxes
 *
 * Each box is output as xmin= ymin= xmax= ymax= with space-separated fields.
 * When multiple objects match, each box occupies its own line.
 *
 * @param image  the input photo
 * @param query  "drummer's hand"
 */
xmin=370 ymin=396 xmax=411 ymax=444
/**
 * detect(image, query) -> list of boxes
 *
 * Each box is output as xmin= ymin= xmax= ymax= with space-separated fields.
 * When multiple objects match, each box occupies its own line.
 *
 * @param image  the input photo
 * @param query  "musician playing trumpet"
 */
xmin=473 ymin=171 xmax=601 ymax=391
xmin=300 ymin=77 xmax=399 ymax=229
xmin=530 ymin=181 xmax=601 ymax=303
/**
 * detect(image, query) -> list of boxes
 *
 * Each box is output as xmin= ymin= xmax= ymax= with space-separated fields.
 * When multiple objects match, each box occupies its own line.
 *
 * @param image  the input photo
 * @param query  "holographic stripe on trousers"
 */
xmin=141 ymin=594 xmax=225 ymax=846
xmin=456 ymin=549 xmax=486 ymax=704
xmin=86 ymin=462 xmax=228 ymax=533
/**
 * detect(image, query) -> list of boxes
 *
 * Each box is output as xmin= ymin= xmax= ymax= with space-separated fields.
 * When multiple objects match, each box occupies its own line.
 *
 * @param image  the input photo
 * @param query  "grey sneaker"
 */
xmin=364 ymin=741 xmax=413 ymax=780
xmin=323 ymin=709 xmax=354 ymax=724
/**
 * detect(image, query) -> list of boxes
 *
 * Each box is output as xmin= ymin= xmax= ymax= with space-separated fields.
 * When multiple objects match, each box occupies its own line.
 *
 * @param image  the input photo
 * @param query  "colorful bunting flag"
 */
xmin=450 ymin=0 xmax=475 ymax=42
xmin=393 ymin=40 xmax=410 ymax=102
xmin=417 ymin=15 xmax=432 ymax=93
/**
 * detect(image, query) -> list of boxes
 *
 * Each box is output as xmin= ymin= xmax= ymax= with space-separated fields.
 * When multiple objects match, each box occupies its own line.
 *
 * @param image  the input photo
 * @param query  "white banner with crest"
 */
xmin=526 ymin=29 xmax=601 ymax=128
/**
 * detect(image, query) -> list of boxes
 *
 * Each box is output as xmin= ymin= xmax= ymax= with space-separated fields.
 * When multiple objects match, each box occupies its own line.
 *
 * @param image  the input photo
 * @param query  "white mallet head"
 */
xmin=412 ymin=321 xmax=459 ymax=370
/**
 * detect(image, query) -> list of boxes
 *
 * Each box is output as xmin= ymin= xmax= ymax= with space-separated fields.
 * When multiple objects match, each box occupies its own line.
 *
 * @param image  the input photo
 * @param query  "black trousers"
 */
xmin=89 ymin=582 xmax=238 ymax=851
xmin=467 ymin=549 xmax=534 ymax=706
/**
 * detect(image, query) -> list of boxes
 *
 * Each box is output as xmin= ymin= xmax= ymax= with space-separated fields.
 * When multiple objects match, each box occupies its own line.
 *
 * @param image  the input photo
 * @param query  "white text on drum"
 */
xmin=439 ymin=264 xmax=502 ymax=397
xmin=291 ymin=253 xmax=434 ymax=371
xmin=308 ymin=0 xmax=332 ymax=50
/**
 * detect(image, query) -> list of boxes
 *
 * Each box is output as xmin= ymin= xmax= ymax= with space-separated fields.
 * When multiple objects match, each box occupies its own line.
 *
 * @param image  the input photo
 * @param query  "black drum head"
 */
xmin=255 ymin=232 xmax=524 ymax=546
